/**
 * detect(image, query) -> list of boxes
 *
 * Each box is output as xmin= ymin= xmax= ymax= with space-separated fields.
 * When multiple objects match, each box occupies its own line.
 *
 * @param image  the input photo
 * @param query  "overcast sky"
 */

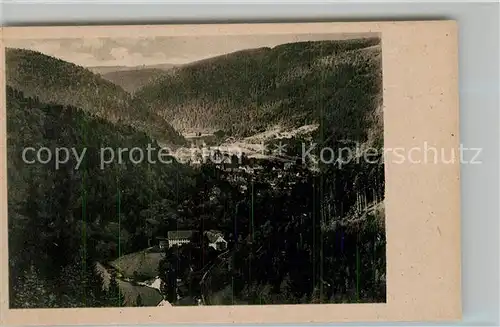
xmin=6 ymin=33 xmax=376 ymax=67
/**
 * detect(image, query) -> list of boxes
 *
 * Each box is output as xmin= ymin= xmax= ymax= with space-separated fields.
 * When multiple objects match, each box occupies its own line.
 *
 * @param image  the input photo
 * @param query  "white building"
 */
xmin=166 ymin=230 xmax=196 ymax=247
xmin=204 ymin=230 xmax=228 ymax=251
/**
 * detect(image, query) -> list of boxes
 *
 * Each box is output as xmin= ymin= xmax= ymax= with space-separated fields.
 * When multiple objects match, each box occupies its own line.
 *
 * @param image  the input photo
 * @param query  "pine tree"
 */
xmin=12 ymin=265 xmax=57 ymax=308
xmin=86 ymin=261 xmax=108 ymax=307
xmin=107 ymin=271 xmax=125 ymax=307
xmin=135 ymin=294 xmax=143 ymax=307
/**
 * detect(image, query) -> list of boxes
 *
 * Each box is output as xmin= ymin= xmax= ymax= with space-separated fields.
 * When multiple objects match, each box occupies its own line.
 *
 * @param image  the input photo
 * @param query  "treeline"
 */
xmin=136 ymin=37 xmax=381 ymax=138
xmin=7 ymin=87 xmax=194 ymax=308
xmin=6 ymin=48 xmax=185 ymax=145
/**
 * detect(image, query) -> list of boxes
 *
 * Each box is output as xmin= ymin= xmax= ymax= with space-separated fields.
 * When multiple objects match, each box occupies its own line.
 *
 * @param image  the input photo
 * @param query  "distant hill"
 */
xmin=5 ymin=48 xmax=184 ymax=145
xmin=88 ymin=63 xmax=176 ymax=75
xmin=100 ymin=68 xmax=167 ymax=94
xmin=135 ymin=38 xmax=382 ymax=141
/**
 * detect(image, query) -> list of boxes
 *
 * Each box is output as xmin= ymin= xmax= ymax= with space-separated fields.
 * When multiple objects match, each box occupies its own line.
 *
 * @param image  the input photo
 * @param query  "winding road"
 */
xmin=199 ymin=250 xmax=232 ymax=305
xmin=95 ymin=262 xmax=164 ymax=307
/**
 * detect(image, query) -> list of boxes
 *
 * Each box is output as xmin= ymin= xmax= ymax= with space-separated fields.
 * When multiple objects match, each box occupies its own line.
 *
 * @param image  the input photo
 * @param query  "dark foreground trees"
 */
xmin=7 ymin=87 xmax=195 ymax=308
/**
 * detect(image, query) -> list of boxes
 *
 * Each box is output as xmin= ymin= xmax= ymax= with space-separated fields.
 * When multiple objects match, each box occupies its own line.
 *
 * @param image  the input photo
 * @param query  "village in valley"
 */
xmin=94 ymin=128 xmax=384 ymax=307
xmin=96 ymin=129 xmax=316 ymax=307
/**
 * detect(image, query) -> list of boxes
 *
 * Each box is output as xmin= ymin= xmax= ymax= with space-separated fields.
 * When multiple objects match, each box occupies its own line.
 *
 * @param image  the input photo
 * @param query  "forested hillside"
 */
xmin=6 ymin=86 xmax=195 ymax=308
xmin=135 ymin=37 xmax=382 ymax=140
xmin=145 ymin=37 xmax=386 ymax=305
xmin=5 ymin=48 xmax=184 ymax=145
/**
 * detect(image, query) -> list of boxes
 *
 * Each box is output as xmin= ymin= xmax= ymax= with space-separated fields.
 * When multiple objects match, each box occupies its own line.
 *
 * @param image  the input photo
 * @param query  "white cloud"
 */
xmin=110 ymin=47 xmax=129 ymax=60
xmin=81 ymin=38 xmax=105 ymax=50
xmin=104 ymin=47 xmax=171 ymax=67
xmin=33 ymin=41 xmax=62 ymax=54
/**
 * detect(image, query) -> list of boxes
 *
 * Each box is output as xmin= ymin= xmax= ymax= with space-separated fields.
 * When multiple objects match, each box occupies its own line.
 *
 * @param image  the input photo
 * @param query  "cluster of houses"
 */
xmin=156 ymin=230 xmax=228 ymax=252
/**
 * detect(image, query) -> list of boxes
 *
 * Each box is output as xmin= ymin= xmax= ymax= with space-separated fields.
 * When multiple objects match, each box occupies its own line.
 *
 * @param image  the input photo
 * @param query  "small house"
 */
xmin=204 ymin=230 xmax=228 ymax=251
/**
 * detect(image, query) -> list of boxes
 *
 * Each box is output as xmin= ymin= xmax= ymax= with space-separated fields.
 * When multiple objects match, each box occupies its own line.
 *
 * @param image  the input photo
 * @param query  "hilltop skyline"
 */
xmin=5 ymin=32 xmax=376 ymax=67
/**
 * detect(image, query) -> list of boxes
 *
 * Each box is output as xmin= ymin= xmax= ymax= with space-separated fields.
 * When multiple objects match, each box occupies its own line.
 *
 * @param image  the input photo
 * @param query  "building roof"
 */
xmin=204 ymin=230 xmax=224 ymax=243
xmin=167 ymin=230 xmax=196 ymax=240
xmin=146 ymin=218 xmax=160 ymax=225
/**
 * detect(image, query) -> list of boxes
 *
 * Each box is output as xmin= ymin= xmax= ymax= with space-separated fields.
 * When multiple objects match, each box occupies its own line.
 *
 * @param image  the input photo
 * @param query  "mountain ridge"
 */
xmin=88 ymin=63 xmax=176 ymax=75
xmin=5 ymin=48 xmax=185 ymax=146
xmin=135 ymin=37 xmax=382 ymax=142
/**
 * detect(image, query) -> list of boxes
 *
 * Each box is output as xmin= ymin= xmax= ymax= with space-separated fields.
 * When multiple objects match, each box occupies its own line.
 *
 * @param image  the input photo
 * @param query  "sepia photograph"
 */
xmin=1 ymin=22 xmax=460 ymax=325
xmin=5 ymin=31 xmax=385 ymax=308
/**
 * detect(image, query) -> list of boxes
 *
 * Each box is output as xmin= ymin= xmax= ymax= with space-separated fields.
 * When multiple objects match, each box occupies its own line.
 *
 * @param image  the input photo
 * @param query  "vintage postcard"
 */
xmin=0 ymin=21 xmax=460 ymax=325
